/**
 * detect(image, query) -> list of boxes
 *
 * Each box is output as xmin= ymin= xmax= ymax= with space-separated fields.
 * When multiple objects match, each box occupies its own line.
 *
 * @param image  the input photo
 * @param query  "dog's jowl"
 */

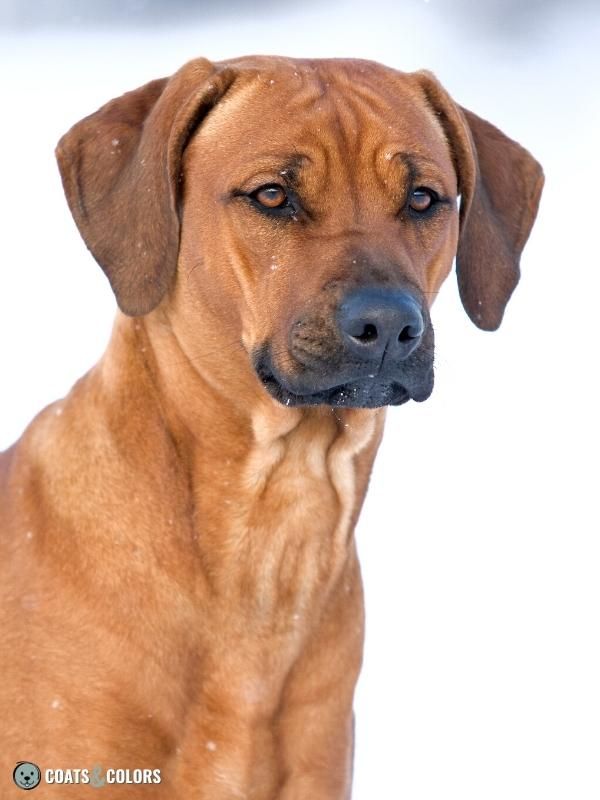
xmin=0 ymin=56 xmax=543 ymax=799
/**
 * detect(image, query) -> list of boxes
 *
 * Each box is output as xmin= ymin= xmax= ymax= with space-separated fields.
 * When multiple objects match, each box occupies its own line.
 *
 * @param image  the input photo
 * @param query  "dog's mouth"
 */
xmin=255 ymin=350 xmax=433 ymax=409
xmin=260 ymin=370 xmax=410 ymax=408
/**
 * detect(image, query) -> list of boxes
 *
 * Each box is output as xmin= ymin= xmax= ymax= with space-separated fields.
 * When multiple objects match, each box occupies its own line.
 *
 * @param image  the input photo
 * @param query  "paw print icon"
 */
xmin=13 ymin=762 xmax=41 ymax=790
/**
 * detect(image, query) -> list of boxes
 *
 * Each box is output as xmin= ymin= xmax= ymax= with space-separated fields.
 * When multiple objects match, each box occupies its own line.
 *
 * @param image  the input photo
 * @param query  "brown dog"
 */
xmin=0 ymin=56 xmax=542 ymax=799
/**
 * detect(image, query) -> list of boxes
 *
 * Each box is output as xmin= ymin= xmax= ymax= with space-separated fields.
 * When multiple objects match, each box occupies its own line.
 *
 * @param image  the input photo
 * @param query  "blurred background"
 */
xmin=1 ymin=1 xmax=599 ymax=798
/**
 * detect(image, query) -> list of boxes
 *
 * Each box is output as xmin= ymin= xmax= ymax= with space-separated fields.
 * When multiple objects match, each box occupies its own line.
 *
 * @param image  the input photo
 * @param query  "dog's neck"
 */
xmin=97 ymin=314 xmax=385 ymax=596
xmin=67 ymin=310 xmax=382 ymax=722
xmin=9 ymin=305 xmax=382 ymax=757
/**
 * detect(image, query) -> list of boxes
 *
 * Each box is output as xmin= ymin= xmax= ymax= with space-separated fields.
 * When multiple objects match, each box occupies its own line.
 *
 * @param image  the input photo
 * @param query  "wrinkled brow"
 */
xmin=394 ymin=152 xmax=450 ymax=181
xmin=276 ymin=155 xmax=309 ymax=188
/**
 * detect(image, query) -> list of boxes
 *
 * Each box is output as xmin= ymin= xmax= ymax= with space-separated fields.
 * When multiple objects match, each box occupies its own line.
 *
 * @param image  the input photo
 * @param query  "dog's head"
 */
xmin=56 ymin=56 xmax=543 ymax=409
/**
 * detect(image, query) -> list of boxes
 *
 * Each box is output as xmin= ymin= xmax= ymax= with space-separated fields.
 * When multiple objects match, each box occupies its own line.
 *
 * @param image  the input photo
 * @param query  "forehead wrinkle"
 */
xmin=290 ymin=93 xmax=389 ymax=225
xmin=302 ymin=88 xmax=376 ymax=219
xmin=339 ymin=80 xmax=397 ymax=120
xmin=298 ymin=120 xmax=359 ymax=225
xmin=329 ymin=99 xmax=363 ymax=222
xmin=285 ymin=72 xmax=334 ymax=111
xmin=371 ymin=149 xmax=413 ymax=204
xmin=331 ymin=75 xmax=452 ymax=169
xmin=331 ymin=92 xmax=364 ymax=154
xmin=286 ymin=76 xmax=365 ymax=155
xmin=232 ymin=76 xmax=383 ymax=193
xmin=296 ymin=135 xmax=332 ymax=196
xmin=321 ymin=90 xmax=414 ymax=219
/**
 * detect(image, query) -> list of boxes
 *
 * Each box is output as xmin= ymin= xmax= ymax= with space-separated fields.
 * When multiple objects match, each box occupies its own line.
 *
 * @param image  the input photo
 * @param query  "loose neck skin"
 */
xmin=92 ymin=310 xmax=384 ymax=739
xmin=98 ymin=310 xmax=385 ymax=603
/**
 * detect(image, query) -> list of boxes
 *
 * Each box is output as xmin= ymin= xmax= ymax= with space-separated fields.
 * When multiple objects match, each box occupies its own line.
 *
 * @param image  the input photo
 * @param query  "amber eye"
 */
xmin=253 ymin=184 xmax=289 ymax=209
xmin=408 ymin=187 xmax=437 ymax=213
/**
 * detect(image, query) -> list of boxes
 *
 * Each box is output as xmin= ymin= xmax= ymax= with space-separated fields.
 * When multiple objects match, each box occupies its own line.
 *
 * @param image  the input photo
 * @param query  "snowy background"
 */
xmin=1 ymin=1 xmax=599 ymax=797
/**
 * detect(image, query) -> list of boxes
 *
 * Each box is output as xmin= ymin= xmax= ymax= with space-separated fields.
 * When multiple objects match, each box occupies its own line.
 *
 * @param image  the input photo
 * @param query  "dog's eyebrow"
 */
xmin=276 ymin=155 xmax=307 ymax=189
xmin=397 ymin=153 xmax=419 ymax=186
xmin=395 ymin=152 xmax=446 ymax=183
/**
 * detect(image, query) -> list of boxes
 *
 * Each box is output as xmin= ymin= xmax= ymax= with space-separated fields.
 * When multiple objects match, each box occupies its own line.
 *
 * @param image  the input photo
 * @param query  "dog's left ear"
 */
xmin=411 ymin=71 xmax=544 ymax=330
xmin=56 ymin=59 xmax=237 ymax=316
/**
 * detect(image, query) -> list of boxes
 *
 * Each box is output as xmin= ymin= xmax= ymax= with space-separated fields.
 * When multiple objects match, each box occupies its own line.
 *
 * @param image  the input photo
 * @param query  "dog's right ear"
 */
xmin=56 ymin=59 xmax=236 ymax=316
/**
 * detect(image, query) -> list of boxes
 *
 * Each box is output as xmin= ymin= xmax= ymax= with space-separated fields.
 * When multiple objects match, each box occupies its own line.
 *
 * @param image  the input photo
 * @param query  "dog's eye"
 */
xmin=252 ymin=184 xmax=289 ymax=209
xmin=408 ymin=187 xmax=438 ymax=213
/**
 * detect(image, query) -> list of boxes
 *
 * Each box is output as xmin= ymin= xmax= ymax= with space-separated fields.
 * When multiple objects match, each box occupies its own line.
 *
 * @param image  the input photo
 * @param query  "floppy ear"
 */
xmin=56 ymin=59 xmax=236 ymax=316
xmin=412 ymin=71 xmax=544 ymax=330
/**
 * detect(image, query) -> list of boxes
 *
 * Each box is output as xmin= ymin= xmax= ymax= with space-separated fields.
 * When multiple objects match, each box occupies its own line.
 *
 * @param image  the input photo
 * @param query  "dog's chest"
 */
xmin=168 ymin=409 xmax=378 ymax=772
xmin=191 ymin=407 xmax=379 ymax=634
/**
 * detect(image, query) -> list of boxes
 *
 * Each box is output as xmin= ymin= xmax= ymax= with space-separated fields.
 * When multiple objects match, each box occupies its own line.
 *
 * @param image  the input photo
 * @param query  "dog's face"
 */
xmin=56 ymin=57 xmax=543 ymax=409
xmin=180 ymin=61 xmax=458 ymax=407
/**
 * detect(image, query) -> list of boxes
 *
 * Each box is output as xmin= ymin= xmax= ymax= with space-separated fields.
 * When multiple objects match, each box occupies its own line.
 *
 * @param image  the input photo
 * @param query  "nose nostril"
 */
xmin=340 ymin=289 xmax=424 ymax=358
xmin=352 ymin=323 xmax=378 ymax=343
xmin=398 ymin=324 xmax=421 ymax=343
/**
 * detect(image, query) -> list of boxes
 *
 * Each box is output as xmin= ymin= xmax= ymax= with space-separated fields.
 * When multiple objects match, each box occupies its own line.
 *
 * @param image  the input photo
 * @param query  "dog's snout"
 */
xmin=338 ymin=288 xmax=424 ymax=361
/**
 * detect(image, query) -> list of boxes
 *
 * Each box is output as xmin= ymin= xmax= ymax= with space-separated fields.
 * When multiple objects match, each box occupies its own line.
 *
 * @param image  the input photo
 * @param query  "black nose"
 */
xmin=338 ymin=288 xmax=424 ymax=361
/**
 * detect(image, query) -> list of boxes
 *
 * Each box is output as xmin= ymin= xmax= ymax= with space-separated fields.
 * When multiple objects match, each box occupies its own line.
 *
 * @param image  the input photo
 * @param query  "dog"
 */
xmin=0 ymin=55 xmax=543 ymax=799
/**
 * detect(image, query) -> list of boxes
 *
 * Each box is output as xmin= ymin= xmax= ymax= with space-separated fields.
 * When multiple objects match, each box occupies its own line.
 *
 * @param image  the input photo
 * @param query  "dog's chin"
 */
xmin=256 ymin=364 xmax=433 ymax=409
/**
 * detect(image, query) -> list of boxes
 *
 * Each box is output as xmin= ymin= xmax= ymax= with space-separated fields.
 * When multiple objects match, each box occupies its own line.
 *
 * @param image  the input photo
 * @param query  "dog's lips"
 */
xmin=257 ymin=364 xmax=431 ymax=409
